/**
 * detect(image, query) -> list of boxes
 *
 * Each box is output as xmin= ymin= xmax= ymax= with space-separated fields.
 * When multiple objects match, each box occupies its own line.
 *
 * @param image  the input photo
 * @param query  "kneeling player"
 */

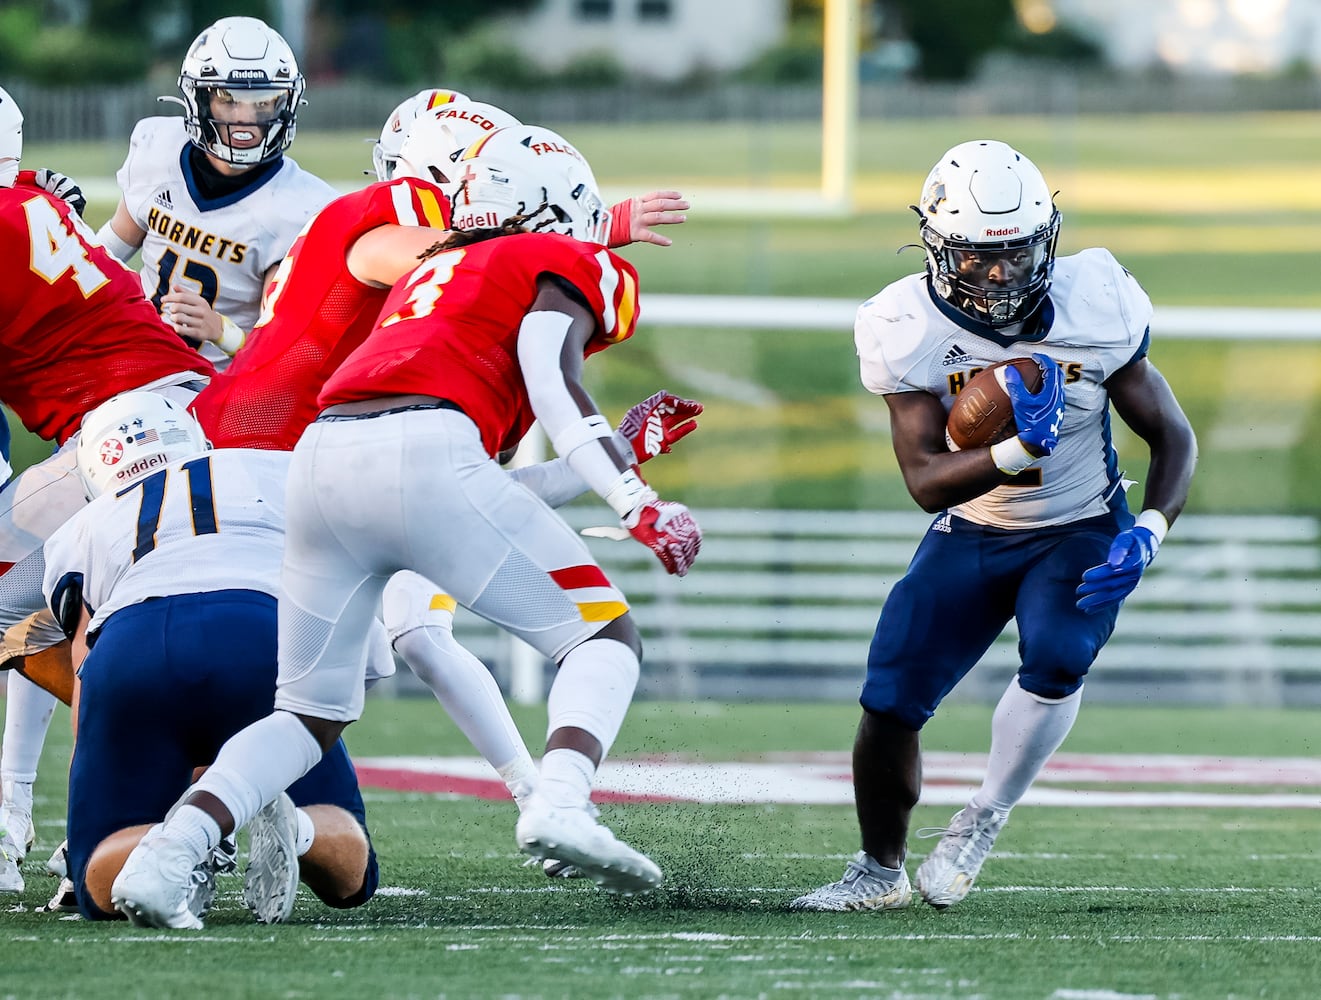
xmin=43 ymin=392 xmax=380 ymax=926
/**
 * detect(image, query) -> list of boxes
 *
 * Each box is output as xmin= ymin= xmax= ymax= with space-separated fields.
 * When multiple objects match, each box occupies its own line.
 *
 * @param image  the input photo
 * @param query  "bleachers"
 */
xmin=417 ymin=509 xmax=1321 ymax=707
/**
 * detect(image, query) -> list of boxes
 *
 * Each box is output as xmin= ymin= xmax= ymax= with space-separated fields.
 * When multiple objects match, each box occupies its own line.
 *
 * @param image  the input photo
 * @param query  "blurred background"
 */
xmin=4 ymin=0 xmax=1320 ymax=706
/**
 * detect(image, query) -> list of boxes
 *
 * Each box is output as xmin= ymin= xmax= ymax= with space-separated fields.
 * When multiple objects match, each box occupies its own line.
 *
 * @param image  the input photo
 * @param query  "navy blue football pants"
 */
xmin=67 ymin=590 xmax=378 ymax=920
xmin=862 ymin=512 xmax=1125 ymax=730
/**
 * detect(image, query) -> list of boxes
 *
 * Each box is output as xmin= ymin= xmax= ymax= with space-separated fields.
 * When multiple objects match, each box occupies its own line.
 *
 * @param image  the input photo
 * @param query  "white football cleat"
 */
xmin=243 ymin=793 xmax=300 ymax=924
xmin=0 ymin=827 xmax=24 ymax=894
xmin=516 ymin=795 xmax=661 ymax=896
xmin=46 ymin=839 xmax=69 ymax=879
xmin=38 ymin=876 xmax=79 ymax=913
xmin=914 ymin=804 xmax=1008 ymax=909
xmin=111 ymin=824 xmax=207 ymax=929
xmin=789 ymin=851 xmax=912 ymax=912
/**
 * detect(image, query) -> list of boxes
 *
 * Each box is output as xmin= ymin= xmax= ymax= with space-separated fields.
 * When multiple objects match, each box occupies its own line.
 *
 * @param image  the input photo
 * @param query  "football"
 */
xmin=945 ymin=357 xmax=1043 ymax=451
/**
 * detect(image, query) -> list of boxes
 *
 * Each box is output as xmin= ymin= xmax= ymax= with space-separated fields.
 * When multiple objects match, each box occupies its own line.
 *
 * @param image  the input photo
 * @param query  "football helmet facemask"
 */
xmin=391 ymin=100 xmax=521 ymax=199
xmin=917 ymin=139 xmax=1060 ymax=328
xmin=0 ymin=85 xmax=22 ymax=188
xmin=447 ymin=125 xmax=608 ymax=245
xmin=372 ymin=88 xmax=470 ymax=182
xmin=170 ymin=16 xmax=304 ymax=168
xmin=76 ymin=392 xmax=211 ymax=500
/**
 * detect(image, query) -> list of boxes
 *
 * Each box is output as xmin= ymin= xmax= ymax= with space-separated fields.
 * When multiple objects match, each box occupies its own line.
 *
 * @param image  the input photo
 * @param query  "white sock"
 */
xmin=973 ymin=678 xmax=1083 ymax=815
xmin=294 ymin=808 xmax=315 ymax=857
xmin=498 ymin=757 xmax=539 ymax=810
xmin=187 ymin=711 xmax=324 ymax=834
xmin=1 ymin=776 xmax=33 ymax=816
xmin=538 ymin=748 xmax=596 ymax=808
xmin=545 ymin=637 xmax=639 ymax=759
xmin=395 ymin=625 xmax=535 ymax=783
xmin=1 ymin=672 xmax=58 ymax=786
xmin=163 ymin=804 xmax=222 ymax=863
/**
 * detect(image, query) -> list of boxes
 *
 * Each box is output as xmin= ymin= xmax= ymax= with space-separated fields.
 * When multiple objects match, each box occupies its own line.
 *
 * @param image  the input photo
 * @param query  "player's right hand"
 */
xmin=607 ymin=191 xmax=690 ymax=248
xmin=616 ymin=391 xmax=702 ymax=464
xmin=624 ymin=497 xmax=701 ymax=576
xmin=1005 ymin=353 xmax=1065 ymax=455
xmin=33 ymin=168 xmax=87 ymax=218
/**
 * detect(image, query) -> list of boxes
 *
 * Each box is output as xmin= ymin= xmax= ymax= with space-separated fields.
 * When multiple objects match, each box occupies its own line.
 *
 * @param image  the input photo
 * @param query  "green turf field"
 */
xmin=4 ymin=698 xmax=1321 ymax=999
xmin=13 ymin=112 xmax=1321 ymax=513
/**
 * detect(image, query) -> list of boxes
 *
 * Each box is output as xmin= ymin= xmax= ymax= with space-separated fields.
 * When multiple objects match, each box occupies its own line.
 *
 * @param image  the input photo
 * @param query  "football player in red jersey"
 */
xmin=0 ymin=85 xmax=215 ymax=894
xmin=188 ymin=102 xmax=696 ymax=878
xmin=113 ymin=125 xmax=700 ymax=926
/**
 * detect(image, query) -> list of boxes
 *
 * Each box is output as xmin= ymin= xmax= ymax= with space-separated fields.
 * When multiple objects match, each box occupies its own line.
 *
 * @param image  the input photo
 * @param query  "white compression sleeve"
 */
xmin=516 ymin=310 xmax=632 ymax=500
xmin=94 ymin=220 xmax=140 ymax=262
xmin=506 ymin=457 xmax=589 ymax=509
xmin=505 ymin=429 xmax=635 ymax=510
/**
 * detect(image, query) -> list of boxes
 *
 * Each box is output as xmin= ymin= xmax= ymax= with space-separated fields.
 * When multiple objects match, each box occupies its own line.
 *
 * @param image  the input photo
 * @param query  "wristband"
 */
xmin=1134 ymin=508 xmax=1169 ymax=547
xmin=603 ymin=468 xmax=653 ymax=520
xmin=549 ymin=413 xmax=613 ymax=457
xmin=990 ymin=436 xmax=1037 ymax=475
xmin=607 ymin=200 xmax=632 ymax=249
xmin=95 ymin=221 xmax=140 ymax=262
xmin=215 ymin=315 xmax=247 ymax=356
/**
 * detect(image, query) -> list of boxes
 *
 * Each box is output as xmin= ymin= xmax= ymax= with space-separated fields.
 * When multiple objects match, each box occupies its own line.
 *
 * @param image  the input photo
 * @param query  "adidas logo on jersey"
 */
xmin=943 ymin=345 xmax=972 ymax=367
xmin=931 ymin=512 xmax=953 ymax=534
xmin=154 ymin=189 xmax=174 ymax=210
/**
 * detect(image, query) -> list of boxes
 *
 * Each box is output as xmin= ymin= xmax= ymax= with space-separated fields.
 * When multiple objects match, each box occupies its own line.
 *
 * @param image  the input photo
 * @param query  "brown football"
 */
xmin=945 ymin=358 xmax=1043 ymax=451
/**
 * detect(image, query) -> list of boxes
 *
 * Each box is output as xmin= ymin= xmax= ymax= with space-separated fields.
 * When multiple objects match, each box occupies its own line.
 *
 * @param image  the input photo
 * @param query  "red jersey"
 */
xmin=190 ymin=178 xmax=451 ymax=449
xmin=320 ymin=233 xmax=640 ymax=456
xmin=0 ymin=174 xmax=213 ymax=444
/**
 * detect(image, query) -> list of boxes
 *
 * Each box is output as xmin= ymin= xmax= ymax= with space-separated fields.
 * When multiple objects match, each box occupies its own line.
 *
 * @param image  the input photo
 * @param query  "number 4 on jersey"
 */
xmin=24 ymin=196 xmax=111 ymax=297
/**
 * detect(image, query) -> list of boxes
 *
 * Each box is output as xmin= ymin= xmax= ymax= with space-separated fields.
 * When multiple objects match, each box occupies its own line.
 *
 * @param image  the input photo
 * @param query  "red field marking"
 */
xmin=354 ymin=752 xmax=1321 ymax=808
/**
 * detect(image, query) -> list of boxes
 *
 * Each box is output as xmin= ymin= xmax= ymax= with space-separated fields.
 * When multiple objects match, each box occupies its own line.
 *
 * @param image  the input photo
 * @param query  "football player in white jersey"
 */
xmin=42 ymin=393 xmax=381 ymax=926
xmin=95 ymin=16 xmax=336 ymax=369
xmin=791 ymin=140 xmax=1197 ymax=912
xmin=1 ymin=20 xmax=330 ymax=900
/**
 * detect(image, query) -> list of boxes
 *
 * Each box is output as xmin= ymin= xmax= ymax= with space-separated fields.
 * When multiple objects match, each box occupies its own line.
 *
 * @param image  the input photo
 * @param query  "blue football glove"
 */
xmin=1004 ymin=353 xmax=1065 ymax=455
xmin=1075 ymin=526 xmax=1160 ymax=614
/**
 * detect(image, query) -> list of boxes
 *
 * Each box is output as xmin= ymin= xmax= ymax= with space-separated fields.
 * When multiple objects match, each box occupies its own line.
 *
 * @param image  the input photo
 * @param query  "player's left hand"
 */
xmin=608 ymin=191 xmax=690 ymax=248
xmin=1005 ymin=352 xmax=1065 ymax=456
xmin=32 ymin=168 xmax=87 ymax=218
xmin=1075 ymin=525 xmax=1160 ymax=613
xmin=624 ymin=496 xmax=702 ymax=576
xmin=161 ymin=285 xmax=223 ymax=345
xmin=616 ymin=391 xmax=702 ymax=464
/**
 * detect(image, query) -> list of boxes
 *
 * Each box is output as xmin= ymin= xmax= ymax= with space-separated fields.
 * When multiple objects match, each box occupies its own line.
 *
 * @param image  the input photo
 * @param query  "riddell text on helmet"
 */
xmin=114 ymin=452 xmax=169 ymax=483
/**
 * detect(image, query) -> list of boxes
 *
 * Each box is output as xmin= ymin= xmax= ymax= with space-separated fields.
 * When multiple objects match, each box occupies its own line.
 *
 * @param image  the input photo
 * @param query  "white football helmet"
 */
xmin=917 ymin=139 xmax=1060 ymax=328
xmin=391 ymin=99 xmax=521 ymax=199
xmin=447 ymin=125 xmax=608 ymax=244
xmin=0 ymin=85 xmax=21 ymax=188
xmin=169 ymin=16 xmax=304 ymax=168
xmin=372 ymin=88 xmax=470 ymax=182
xmin=76 ymin=392 xmax=211 ymax=500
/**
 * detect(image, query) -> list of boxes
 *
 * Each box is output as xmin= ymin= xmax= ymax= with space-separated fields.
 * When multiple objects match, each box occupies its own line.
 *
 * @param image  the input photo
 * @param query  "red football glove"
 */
xmin=616 ymin=391 xmax=702 ymax=464
xmin=624 ymin=498 xmax=702 ymax=577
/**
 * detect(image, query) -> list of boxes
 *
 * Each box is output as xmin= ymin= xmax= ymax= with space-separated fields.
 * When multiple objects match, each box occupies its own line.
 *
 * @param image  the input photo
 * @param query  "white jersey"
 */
xmin=42 ymin=449 xmax=289 ymax=638
xmin=855 ymin=248 xmax=1152 ymax=529
xmin=116 ymin=117 xmax=336 ymax=367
